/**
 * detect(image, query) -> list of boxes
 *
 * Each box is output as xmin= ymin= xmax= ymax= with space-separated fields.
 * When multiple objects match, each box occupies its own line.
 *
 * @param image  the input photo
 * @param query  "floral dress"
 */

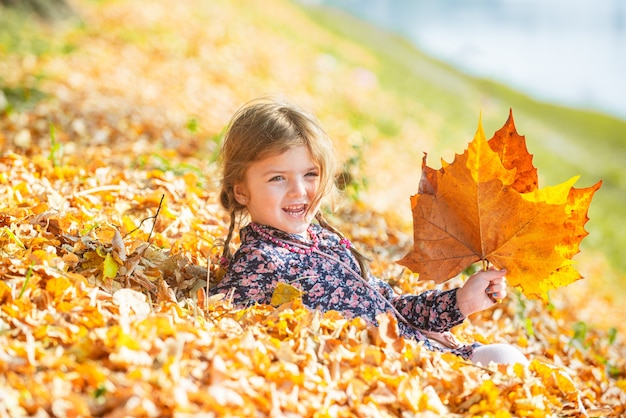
xmin=212 ymin=223 xmax=479 ymax=359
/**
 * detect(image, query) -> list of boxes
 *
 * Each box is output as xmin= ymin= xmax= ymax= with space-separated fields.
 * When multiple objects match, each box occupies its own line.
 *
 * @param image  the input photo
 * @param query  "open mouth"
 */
xmin=283 ymin=204 xmax=308 ymax=217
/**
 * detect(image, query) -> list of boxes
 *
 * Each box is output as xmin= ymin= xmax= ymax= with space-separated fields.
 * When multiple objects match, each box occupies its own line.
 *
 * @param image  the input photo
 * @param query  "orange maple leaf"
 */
xmin=398 ymin=111 xmax=601 ymax=301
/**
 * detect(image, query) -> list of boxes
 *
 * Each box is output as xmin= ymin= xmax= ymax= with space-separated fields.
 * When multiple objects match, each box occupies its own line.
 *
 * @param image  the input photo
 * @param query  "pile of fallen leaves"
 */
xmin=1 ymin=0 xmax=625 ymax=416
xmin=0 ymin=149 xmax=624 ymax=416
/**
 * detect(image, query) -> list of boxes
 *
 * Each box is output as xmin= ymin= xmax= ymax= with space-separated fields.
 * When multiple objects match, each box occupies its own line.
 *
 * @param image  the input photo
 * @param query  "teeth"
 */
xmin=284 ymin=205 xmax=306 ymax=213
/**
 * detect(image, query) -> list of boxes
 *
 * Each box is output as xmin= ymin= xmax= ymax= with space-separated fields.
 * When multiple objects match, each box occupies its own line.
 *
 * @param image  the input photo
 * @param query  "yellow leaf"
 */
xmin=121 ymin=215 xmax=139 ymax=236
xmin=270 ymin=282 xmax=303 ymax=306
xmin=46 ymin=277 xmax=72 ymax=301
xmin=530 ymin=360 xmax=579 ymax=397
xmin=28 ymin=249 xmax=56 ymax=265
xmin=0 ymin=281 xmax=13 ymax=304
xmin=102 ymin=253 xmax=119 ymax=280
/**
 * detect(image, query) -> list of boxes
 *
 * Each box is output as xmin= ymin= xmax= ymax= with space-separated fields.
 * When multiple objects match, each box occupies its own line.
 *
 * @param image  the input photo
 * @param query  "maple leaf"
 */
xmin=398 ymin=111 xmax=601 ymax=301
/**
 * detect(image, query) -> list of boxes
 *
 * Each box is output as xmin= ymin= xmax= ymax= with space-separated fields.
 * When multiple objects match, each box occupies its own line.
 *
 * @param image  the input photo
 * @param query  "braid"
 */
xmin=315 ymin=212 xmax=371 ymax=280
xmin=219 ymin=185 xmax=243 ymax=268
xmin=220 ymin=211 xmax=237 ymax=267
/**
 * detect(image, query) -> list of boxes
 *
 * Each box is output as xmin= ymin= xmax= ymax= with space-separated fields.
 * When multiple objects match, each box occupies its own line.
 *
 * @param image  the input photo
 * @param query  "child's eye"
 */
xmin=305 ymin=171 xmax=320 ymax=178
xmin=269 ymin=175 xmax=284 ymax=182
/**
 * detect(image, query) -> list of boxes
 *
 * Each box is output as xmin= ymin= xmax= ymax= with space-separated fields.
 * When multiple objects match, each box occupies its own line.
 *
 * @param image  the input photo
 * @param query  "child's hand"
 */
xmin=456 ymin=268 xmax=507 ymax=317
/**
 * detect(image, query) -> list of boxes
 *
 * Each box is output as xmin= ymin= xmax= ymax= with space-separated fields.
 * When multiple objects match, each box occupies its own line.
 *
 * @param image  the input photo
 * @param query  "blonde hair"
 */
xmin=218 ymin=98 xmax=370 ymax=278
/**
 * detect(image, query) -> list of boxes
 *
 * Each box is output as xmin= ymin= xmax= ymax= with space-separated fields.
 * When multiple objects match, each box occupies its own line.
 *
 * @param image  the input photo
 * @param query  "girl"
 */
xmin=213 ymin=98 xmax=528 ymax=365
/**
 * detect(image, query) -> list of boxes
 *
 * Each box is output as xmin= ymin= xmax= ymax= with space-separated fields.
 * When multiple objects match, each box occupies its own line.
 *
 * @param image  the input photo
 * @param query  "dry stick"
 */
xmin=145 ymin=195 xmax=164 ymax=246
xmin=205 ymin=255 xmax=211 ymax=311
xmin=124 ymin=194 xmax=165 ymax=242
xmin=123 ymin=194 xmax=165 ymax=259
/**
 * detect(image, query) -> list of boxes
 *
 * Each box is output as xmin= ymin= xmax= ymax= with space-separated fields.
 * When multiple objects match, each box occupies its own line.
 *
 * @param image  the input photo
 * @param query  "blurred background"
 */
xmin=313 ymin=0 xmax=626 ymax=120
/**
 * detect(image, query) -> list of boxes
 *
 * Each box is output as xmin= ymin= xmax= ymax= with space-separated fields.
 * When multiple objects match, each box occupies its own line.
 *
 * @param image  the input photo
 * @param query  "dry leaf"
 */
xmin=399 ymin=111 xmax=601 ymax=300
xmin=270 ymin=282 xmax=303 ymax=306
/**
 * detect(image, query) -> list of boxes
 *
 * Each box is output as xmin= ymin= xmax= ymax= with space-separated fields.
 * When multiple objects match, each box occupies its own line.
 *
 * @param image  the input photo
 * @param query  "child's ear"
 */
xmin=233 ymin=184 xmax=249 ymax=205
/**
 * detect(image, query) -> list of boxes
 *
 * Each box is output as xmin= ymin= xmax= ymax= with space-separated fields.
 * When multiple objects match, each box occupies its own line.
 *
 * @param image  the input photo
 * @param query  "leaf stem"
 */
xmin=482 ymin=259 xmax=500 ymax=303
xmin=482 ymin=259 xmax=490 ymax=271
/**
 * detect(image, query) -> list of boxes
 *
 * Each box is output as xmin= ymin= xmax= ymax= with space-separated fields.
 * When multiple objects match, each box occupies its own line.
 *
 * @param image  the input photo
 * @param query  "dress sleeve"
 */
xmin=212 ymin=247 xmax=280 ymax=308
xmin=369 ymin=277 xmax=466 ymax=333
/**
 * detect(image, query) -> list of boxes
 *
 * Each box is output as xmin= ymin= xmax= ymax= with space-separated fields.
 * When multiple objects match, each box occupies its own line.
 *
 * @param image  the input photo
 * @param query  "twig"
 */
xmin=74 ymin=185 xmax=124 ymax=197
xmin=123 ymin=194 xmax=165 ymax=243
xmin=145 ymin=195 xmax=164 ymax=245
xmin=205 ymin=255 xmax=211 ymax=311
xmin=458 ymin=360 xmax=497 ymax=374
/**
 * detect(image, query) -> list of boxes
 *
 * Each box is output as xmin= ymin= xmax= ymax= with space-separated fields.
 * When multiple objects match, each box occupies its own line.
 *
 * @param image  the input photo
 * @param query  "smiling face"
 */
xmin=233 ymin=145 xmax=321 ymax=237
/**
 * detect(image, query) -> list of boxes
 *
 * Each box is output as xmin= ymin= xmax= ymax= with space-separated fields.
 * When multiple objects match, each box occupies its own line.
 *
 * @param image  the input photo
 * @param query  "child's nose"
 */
xmin=289 ymin=178 xmax=306 ymax=196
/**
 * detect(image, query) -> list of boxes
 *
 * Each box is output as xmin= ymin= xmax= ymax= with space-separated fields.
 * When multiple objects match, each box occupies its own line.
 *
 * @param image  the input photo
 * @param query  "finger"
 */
xmin=487 ymin=274 xmax=507 ymax=291
xmin=486 ymin=290 xmax=500 ymax=302
xmin=483 ymin=269 xmax=507 ymax=282
xmin=488 ymin=282 xmax=507 ymax=293
xmin=472 ymin=271 xmax=501 ymax=289
xmin=486 ymin=286 xmax=507 ymax=303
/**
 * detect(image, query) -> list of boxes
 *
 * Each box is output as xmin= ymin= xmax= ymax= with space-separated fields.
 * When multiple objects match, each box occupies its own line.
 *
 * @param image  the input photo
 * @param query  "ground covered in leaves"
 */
xmin=1 ymin=0 xmax=625 ymax=416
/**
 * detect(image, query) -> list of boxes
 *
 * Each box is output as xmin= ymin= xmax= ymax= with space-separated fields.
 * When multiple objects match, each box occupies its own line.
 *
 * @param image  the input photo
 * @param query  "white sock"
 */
xmin=470 ymin=344 xmax=529 ymax=366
